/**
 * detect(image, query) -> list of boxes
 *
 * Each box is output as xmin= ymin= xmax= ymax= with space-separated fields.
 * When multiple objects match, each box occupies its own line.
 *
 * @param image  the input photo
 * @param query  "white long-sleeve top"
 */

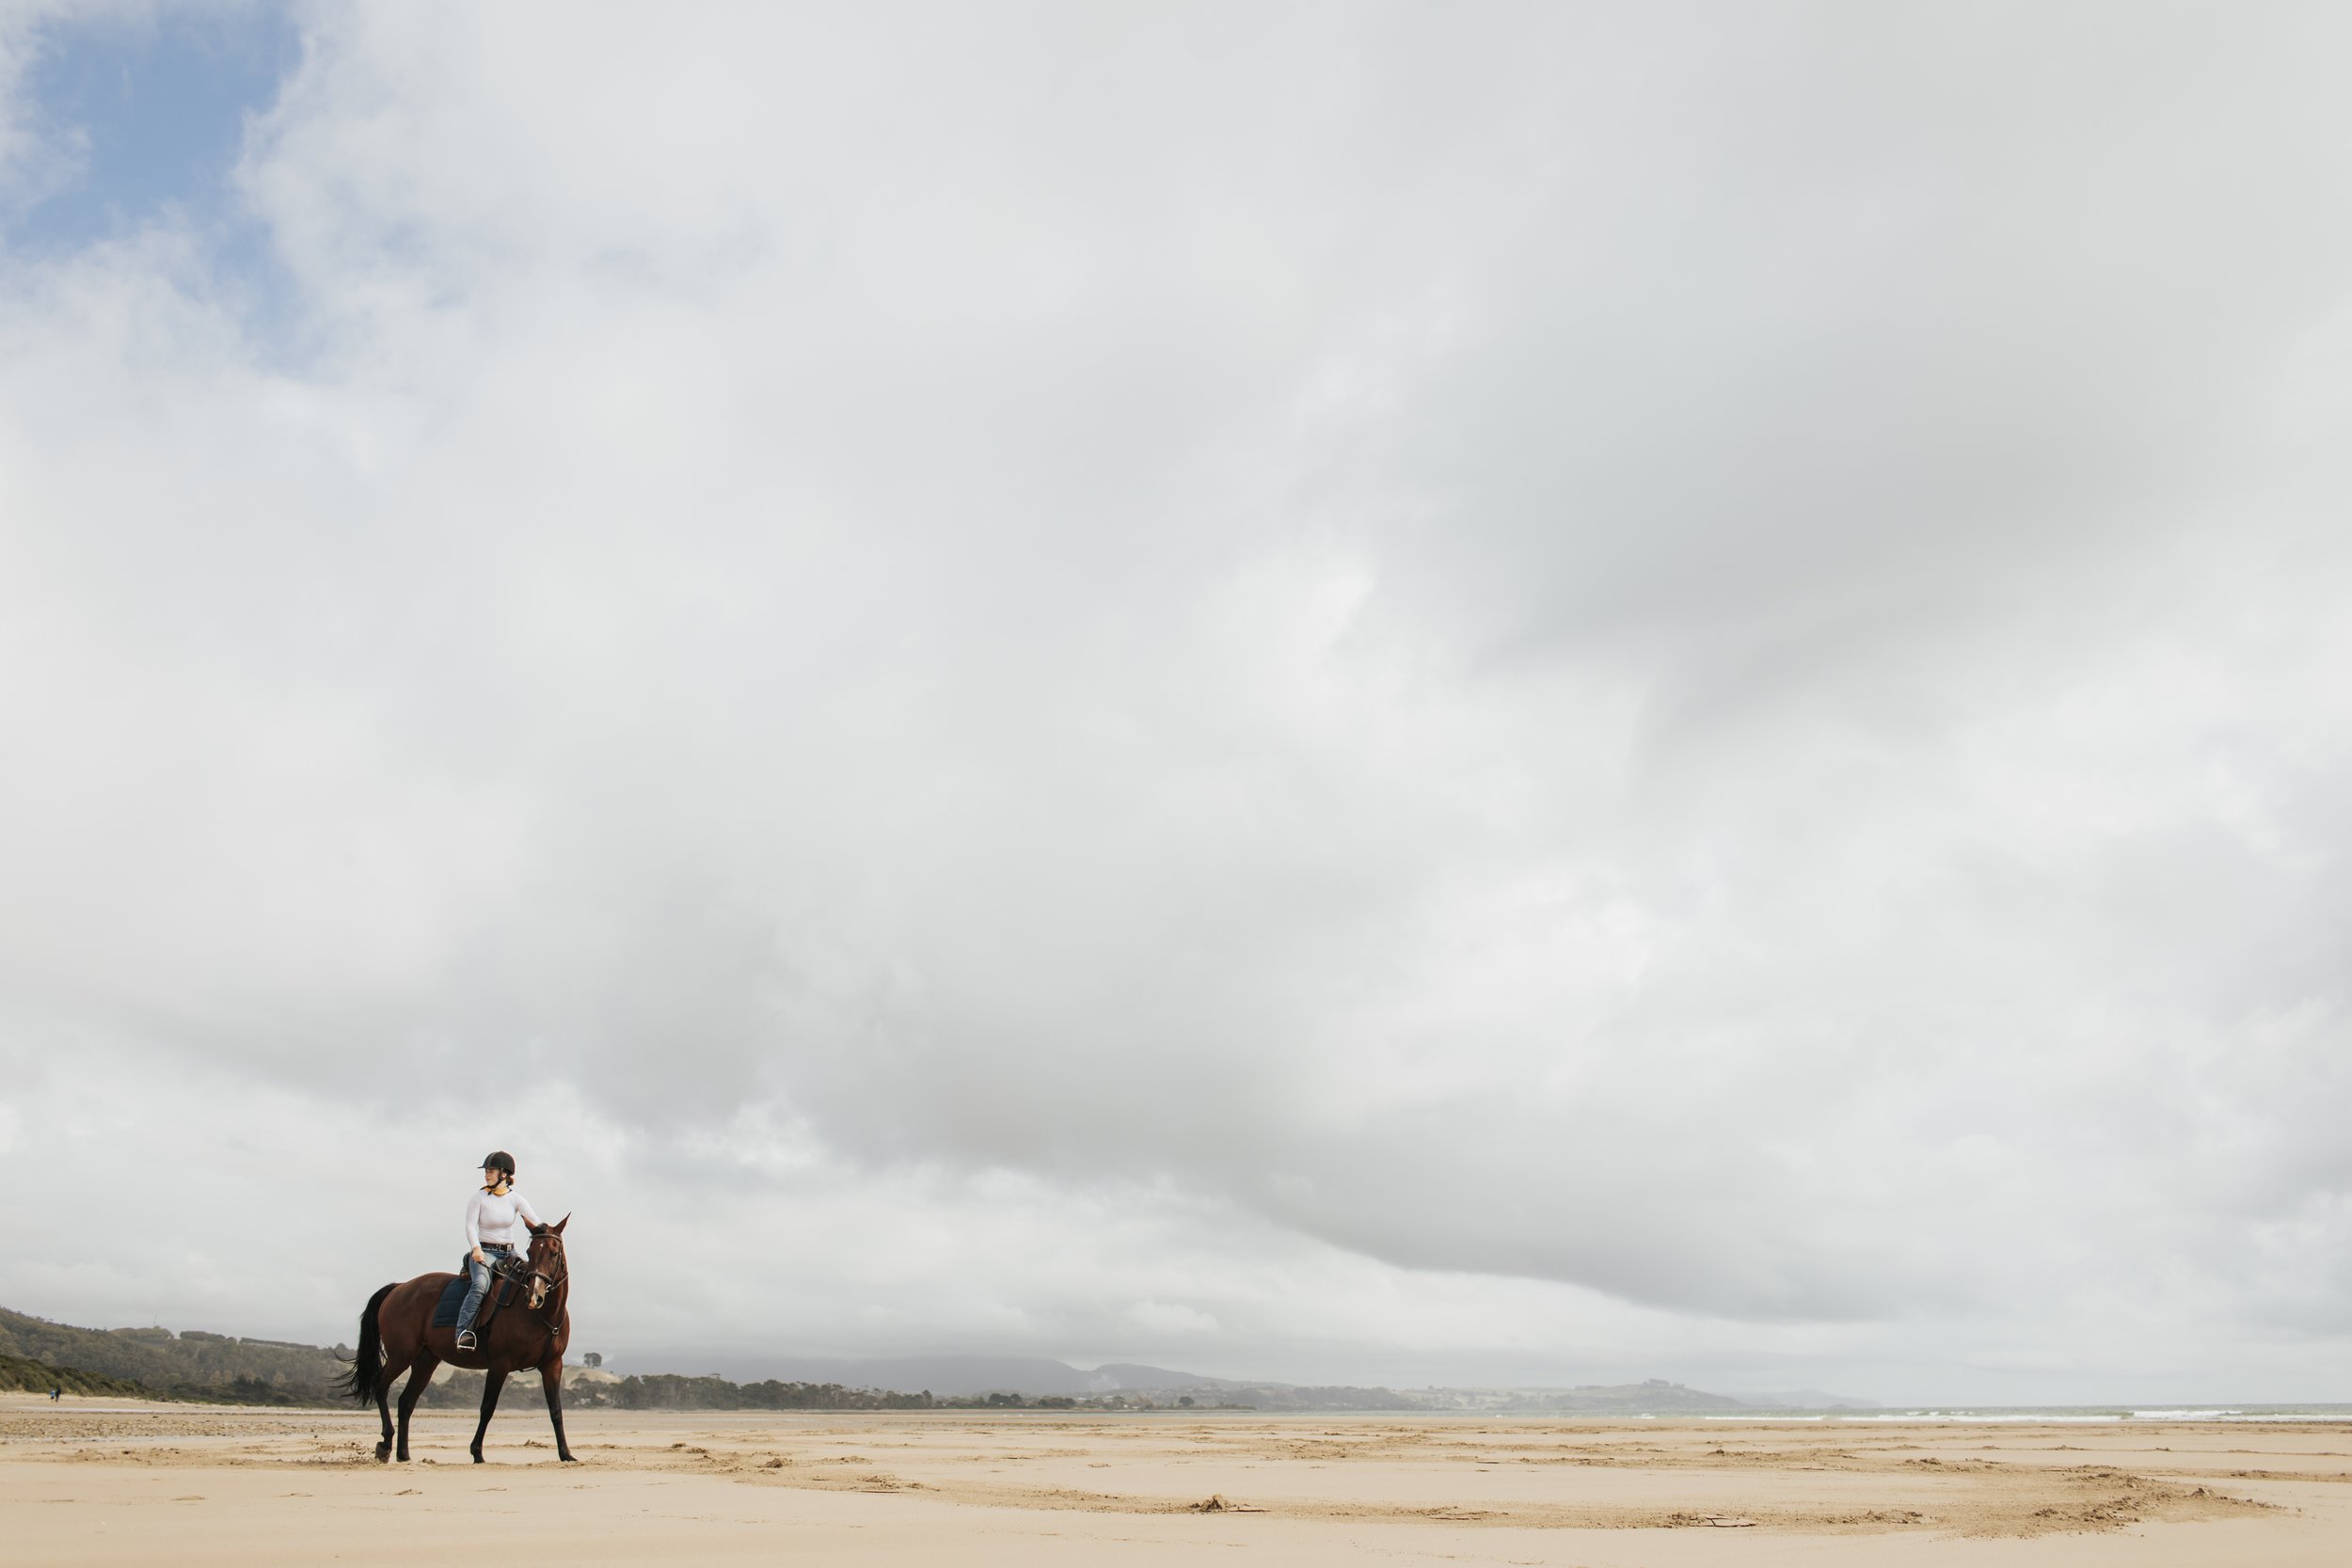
xmin=466 ymin=1186 xmax=544 ymax=1254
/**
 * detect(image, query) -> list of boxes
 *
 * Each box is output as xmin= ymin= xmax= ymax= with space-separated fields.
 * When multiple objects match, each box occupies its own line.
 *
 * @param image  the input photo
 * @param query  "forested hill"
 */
xmin=0 ymin=1353 xmax=153 ymax=1398
xmin=0 ymin=1307 xmax=348 ymax=1405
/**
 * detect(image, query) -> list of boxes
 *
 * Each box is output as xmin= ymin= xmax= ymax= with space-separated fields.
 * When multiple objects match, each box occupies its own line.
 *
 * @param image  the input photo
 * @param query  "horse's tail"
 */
xmin=337 ymin=1282 xmax=396 ymax=1402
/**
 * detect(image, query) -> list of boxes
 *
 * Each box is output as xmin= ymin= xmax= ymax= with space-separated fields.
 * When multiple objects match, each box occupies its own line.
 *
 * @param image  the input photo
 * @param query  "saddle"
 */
xmin=430 ymin=1251 xmax=529 ymax=1332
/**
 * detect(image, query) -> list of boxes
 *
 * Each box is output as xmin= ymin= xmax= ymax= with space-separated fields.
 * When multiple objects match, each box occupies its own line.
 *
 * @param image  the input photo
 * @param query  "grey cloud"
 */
xmin=2 ymin=2 xmax=2350 ymax=1392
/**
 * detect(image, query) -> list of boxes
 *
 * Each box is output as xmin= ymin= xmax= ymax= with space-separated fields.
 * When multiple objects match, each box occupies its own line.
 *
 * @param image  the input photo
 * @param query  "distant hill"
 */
xmin=4 ymin=1307 xmax=1875 ymax=1415
xmin=0 ymin=1352 xmax=155 ymax=1399
xmin=1222 ymin=1379 xmax=1761 ymax=1414
xmin=0 ymin=1307 xmax=348 ymax=1405
xmin=632 ymin=1354 xmax=1231 ymax=1398
xmin=1092 ymin=1362 xmax=1248 ymax=1391
xmin=1375 ymin=1379 xmax=1727 ymax=1414
xmin=636 ymin=1355 xmax=1806 ymax=1413
xmin=1726 ymin=1387 xmax=1883 ymax=1410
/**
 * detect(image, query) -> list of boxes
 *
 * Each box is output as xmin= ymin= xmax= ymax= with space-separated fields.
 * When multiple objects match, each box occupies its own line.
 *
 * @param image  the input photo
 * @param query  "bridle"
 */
xmin=521 ymin=1238 xmax=569 ymax=1327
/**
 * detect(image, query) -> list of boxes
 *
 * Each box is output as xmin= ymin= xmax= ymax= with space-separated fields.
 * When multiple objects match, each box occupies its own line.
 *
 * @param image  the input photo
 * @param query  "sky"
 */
xmin=1 ymin=1 xmax=2348 ymax=1404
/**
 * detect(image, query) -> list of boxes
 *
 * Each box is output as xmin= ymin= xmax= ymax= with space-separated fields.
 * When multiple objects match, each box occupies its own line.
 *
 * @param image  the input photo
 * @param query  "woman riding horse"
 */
xmin=459 ymin=1150 xmax=542 ymax=1351
xmin=338 ymin=1155 xmax=576 ymax=1464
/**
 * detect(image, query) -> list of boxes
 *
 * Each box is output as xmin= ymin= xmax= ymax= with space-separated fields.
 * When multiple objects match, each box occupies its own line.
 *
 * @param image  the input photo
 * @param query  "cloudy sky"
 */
xmin=1 ymin=1 xmax=2347 ymax=1403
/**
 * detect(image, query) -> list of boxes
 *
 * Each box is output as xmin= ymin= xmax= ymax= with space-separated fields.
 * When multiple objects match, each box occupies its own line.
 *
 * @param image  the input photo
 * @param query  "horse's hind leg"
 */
xmin=373 ymin=1373 xmax=394 ymax=1460
xmin=372 ymin=1351 xmax=409 ymax=1461
xmin=393 ymin=1356 xmax=437 ymax=1463
xmin=469 ymin=1369 xmax=507 ymax=1464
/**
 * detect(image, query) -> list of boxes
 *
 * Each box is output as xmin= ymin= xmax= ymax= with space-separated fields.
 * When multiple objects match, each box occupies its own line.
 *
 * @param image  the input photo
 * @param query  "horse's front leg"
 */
xmin=394 ymin=1357 xmax=437 ymax=1462
xmin=540 ymin=1358 xmax=576 ymax=1462
xmin=469 ymin=1368 xmax=508 ymax=1464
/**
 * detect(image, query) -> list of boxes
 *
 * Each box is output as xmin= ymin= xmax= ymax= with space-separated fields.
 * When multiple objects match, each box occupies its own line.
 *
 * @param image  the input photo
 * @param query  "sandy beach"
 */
xmin=3 ymin=1395 xmax=2345 ymax=1566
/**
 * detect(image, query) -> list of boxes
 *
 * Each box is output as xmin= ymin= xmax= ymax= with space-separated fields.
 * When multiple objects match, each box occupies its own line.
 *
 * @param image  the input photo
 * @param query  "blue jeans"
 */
xmin=456 ymin=1244 xmax=514 ymax=1335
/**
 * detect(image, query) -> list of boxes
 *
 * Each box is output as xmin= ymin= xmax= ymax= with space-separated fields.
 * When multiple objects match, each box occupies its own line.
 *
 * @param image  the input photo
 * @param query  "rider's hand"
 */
xmin=470 ymin=1248 xmax=486 ymax=1265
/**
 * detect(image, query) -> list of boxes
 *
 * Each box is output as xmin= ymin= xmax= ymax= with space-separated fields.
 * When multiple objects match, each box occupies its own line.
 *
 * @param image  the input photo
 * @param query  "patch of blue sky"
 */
xmin=5 ymin=2 xmax=304 ymax=339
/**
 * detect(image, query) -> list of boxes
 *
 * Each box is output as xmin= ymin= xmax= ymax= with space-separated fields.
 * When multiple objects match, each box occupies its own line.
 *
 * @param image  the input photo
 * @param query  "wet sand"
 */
xmin=4 ymin=1394 xmax=2347 ymax=1565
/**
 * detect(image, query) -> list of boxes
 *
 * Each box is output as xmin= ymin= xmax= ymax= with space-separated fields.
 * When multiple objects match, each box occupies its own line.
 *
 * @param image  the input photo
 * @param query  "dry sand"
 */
xmin=4 ymin=1393 xmax=2347 ymax=1565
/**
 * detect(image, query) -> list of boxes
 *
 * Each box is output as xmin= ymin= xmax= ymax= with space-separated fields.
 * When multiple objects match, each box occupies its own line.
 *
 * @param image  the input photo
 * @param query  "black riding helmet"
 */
xmin=482 ymin=1150 xmax=516 ymax=1180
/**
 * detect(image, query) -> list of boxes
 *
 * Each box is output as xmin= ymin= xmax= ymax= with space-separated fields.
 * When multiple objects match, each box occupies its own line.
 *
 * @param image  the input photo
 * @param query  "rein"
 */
xmin=472 ymin=1232 xmax=569 ymax=1361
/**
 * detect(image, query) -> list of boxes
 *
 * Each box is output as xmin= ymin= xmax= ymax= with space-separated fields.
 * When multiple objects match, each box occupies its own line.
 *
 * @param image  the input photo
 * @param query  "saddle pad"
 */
xmin=429 ymin=1260 xmax=518 ymax=1330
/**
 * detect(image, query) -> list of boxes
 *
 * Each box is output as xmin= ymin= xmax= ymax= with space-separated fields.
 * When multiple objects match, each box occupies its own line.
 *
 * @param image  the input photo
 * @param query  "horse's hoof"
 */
xmin=559 ymin=1454 xmax=578 ymax=1464
xmin=471 ymin=1453 xmax=485 ymax=1465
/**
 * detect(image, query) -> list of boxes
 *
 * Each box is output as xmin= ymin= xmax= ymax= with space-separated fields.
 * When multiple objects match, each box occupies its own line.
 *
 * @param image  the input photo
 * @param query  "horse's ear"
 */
xmin=554 ymin=1213 xmax=570 ymax=1235
xmin=528 ymin=1218 xmax=548 ymax=1234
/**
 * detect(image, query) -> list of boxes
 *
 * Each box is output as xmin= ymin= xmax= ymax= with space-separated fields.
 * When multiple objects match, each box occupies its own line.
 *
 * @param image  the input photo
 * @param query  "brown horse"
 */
xmin=338 ymin=1216 xmax=575 ymax=1464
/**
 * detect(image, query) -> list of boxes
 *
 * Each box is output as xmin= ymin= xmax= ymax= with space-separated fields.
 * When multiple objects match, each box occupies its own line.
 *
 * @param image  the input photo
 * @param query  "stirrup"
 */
xmin=455 ymin=1330 xmax=478 ymax=1350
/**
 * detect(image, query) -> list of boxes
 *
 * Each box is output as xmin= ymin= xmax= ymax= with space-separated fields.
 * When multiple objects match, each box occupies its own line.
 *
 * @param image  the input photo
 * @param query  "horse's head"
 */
xmin=522 ymin=1213 xmax=570 ymax=1311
